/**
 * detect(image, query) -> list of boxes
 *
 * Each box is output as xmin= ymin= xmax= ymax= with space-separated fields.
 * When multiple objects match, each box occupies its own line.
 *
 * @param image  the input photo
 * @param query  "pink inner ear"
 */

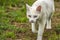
xmin=36 ymin=6 xmax=41 ymax=11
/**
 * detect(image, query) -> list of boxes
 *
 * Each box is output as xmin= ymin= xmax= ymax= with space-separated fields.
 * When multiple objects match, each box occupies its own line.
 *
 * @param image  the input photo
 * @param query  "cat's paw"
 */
xmin=46 ymin=26 xmax=52 ymax=29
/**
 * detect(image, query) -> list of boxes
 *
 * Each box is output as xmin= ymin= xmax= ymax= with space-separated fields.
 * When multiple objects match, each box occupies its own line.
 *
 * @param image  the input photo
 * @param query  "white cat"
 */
xmin=26 ymin=0 xmax=55 ymax=40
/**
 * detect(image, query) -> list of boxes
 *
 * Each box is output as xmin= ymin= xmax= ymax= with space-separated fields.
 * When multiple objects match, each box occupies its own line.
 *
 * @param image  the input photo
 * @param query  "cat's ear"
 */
xmin=36 ymin=6 xmax=41 ymax=11
xmin=26 ymin=4 xmax=31 ymax=11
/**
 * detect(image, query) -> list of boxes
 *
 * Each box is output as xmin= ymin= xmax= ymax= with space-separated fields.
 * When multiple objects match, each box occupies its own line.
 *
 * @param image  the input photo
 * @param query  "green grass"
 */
xmin=0 ymin=0 xmax=60 ymax=40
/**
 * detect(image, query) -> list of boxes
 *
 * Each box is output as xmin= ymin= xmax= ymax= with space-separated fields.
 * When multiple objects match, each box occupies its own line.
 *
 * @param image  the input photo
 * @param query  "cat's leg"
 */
xmin=37 ymin=19 xmax=46 ymax=40
xmin=37 ymin=24 xmax=44 ymax=40
xmin=46 ymin=19 xmax=52 ymax=29
xmin=31 ymin=23 xmax=37 ymax=33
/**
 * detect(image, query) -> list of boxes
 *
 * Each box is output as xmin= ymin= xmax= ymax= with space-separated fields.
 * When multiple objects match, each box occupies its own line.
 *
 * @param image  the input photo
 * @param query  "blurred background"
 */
xmin=0 ymin=0 xmax=60 ymax=40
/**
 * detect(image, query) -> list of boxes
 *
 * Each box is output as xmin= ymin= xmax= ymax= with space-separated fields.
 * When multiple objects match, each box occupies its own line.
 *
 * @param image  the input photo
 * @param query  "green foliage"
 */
xmin=54 ymin=24 xmax=60 ymax=35
xmin=16 ymin=27 xmax=28 ymax=33
xmin=5 ymin=32 xmax=16 ymax=38
xmin=0 ymin=0 xmax=20 ymax=6
xmin=48 ymin=32 xmax=58 ymax=40
xmin=0 ymin=32 xmax=16 ymax=40
xmin=0 ymin=0 xmax=60 ymax=40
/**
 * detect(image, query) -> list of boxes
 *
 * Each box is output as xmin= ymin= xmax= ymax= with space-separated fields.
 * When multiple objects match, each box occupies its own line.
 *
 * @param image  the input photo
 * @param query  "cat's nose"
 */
xmin=30 ymin=20 xmax=34 ymax=23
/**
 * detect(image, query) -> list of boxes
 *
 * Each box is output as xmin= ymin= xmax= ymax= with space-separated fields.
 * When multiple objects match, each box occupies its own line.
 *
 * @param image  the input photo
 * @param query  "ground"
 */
xmin=0 ymin=1 xmax=60 ymax=40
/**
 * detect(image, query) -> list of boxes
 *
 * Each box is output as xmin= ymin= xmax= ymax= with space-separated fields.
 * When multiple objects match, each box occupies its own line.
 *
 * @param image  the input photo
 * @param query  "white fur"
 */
xmin=31 ymin=23 xmax=37 ymax=33
xmin=26 ymin=0 xmax=55 ymax=40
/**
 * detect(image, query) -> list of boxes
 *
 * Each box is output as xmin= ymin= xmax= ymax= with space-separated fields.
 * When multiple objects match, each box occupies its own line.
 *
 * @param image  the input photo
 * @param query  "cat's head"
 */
xmin=26 ymin=4 xmax=42 ymax=23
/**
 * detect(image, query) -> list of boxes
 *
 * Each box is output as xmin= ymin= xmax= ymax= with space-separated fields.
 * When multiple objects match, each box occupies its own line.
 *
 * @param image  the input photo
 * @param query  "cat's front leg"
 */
xmin=37 ymin=19 xmax=46 ymax=40
xmin=31 ymin=23 xmax=37 ymax=33
xmin=37 ymin=23 xmax=45 ymax=40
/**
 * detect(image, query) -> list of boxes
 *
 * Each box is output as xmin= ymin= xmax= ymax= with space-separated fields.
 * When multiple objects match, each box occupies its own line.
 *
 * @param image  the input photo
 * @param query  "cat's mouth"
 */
xmin=30 ymin=20 xmax=35 ymax=23
xmin=29 ymin=19 xmax=39 ymax=23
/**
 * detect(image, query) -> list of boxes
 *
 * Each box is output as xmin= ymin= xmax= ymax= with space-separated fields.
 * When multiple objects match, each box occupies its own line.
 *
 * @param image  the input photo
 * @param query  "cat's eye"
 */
xmin=28 ymin=15 xmax=31 ymax=17
xmin=34 ymin=16 xmax=37 ymax=18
